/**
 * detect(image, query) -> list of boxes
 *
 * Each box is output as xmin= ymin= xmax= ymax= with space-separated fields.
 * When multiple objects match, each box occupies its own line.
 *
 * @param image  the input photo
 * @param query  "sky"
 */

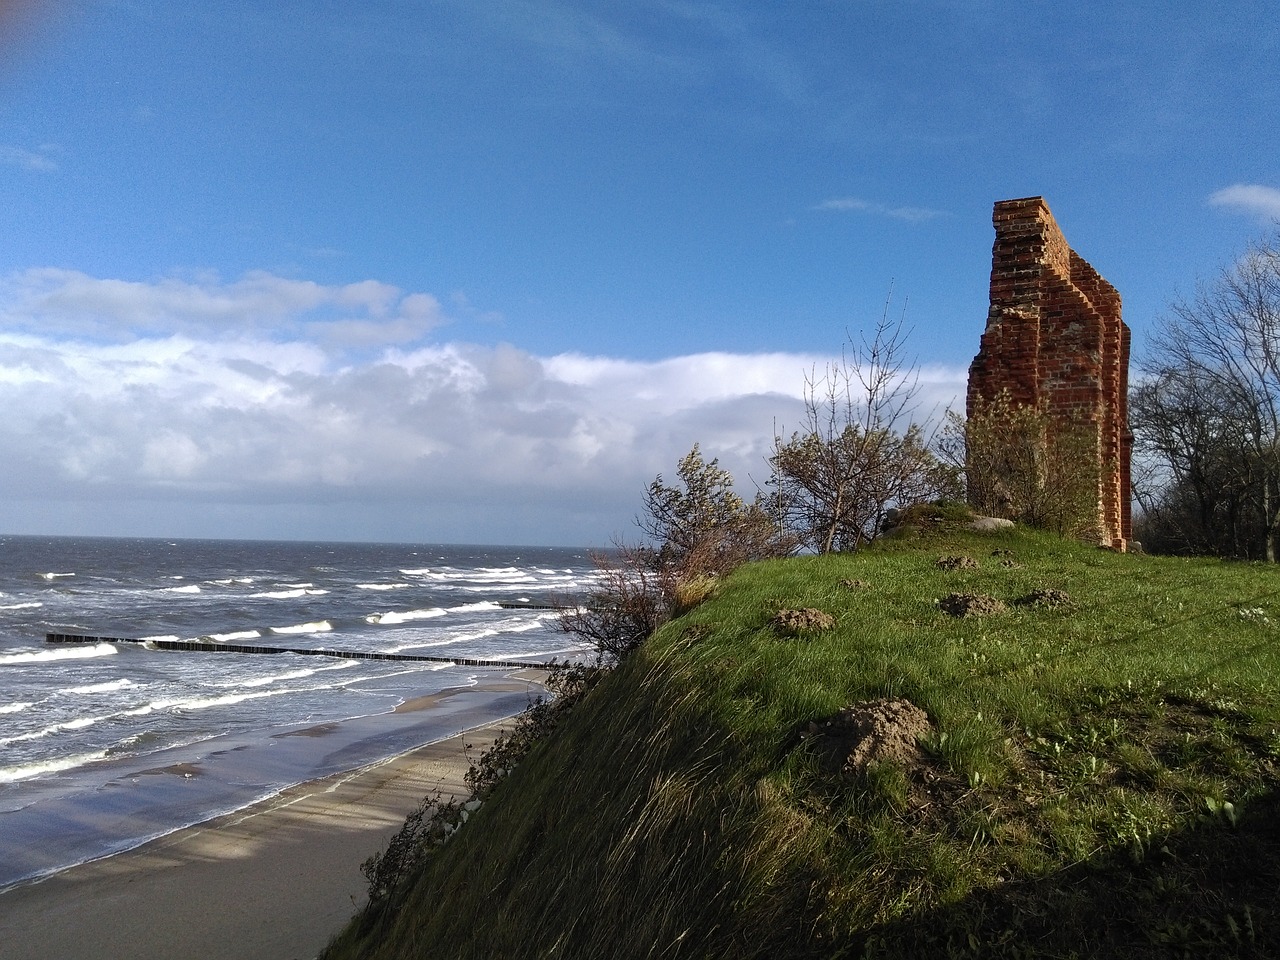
xmin=0 ymin=0 xmax=1277 ymax=547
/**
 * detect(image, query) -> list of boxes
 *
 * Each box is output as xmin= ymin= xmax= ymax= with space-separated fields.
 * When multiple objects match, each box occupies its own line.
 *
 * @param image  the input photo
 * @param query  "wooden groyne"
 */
xmin=44 ymin=633 xmax=554 ymax=670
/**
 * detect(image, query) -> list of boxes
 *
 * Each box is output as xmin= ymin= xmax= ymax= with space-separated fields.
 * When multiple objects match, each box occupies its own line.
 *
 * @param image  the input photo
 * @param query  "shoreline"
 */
xmin=0 ymin=668 xmax=546 ymax=892
xmin=0 ymin=689 xmax=535 ymax=959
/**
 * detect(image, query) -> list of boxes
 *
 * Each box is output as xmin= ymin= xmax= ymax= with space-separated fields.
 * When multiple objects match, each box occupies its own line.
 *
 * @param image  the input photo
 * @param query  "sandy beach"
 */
xmin=0 ymin=696 xmax=527 ymax=960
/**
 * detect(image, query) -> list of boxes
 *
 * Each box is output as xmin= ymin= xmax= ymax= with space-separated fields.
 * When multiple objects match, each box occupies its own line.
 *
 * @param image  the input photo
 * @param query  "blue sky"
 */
xmin=0 ymin=0 xmax=1276 ymax=546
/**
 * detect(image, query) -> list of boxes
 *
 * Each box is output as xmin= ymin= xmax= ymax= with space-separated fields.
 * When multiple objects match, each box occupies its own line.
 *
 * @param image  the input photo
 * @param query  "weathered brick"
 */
xmin=967 ymin=197 xmax=1132 ymax=549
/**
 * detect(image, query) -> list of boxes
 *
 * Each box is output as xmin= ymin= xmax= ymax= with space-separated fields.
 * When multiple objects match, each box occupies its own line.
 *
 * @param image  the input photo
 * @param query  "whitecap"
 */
xmin=64 ymin=678 xmax=136 ymax=695
xmin=269 ymin=620 xmax=333 ymax=635
xmin=250 ymin=589 xmax=307 ymax=599
xmin=0 ymin=702 xmax=34 ymax=715
xmin=0 ymin=750 xmax=110 ymax=784
xmin=0 ymin=714 xmax=104 ymax=747
xmin=227 ymin=660 xmax=357 ymax=689
xmin=163 ymin=584 xmax=201 ymax=594
xmin=0 ymin=643 xmax=117 ymax=665
xmin=447 ymin=600 xmax=503 ymax=614
xmin=366 ymin=607 xmax=447 ymax=625
xmin=200 ymin=630 xmax=262 ymax=643
xmin=38 ymin=572 xmax=75 ymax=581
xmin=355 ymin=583 xmax=408 ymax=591
xmin=0 ymin=601 xmax=43 ymax=611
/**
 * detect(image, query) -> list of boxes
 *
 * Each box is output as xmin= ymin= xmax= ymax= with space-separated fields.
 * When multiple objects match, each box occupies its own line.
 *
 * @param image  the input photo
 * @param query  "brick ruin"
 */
xmin=967 ymin=196 xmax=1132 ymax=549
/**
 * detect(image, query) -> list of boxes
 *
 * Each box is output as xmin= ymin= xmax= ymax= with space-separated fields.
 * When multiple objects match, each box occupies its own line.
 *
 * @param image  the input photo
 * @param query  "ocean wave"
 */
xmin=38 ymin=572 xmax=75 ymax=581
xmin=249 ymin=588 xmax=329 ymax=599
xmin=399 ymin=566 xmax=537 ymax=584
xmin=0 ymin=702 xmax=34 ymax=715
xmin=0 ymin=750 xmax=110 ymax=784
xmin=0 ymin=714 xmax=105 ymax=747
xmin=0 ymin=601 xmax=43 ymax=611
xmin=162 ymin=584 xmax=201 ymax=594
xmin=0 ymin=643 xmax=117 ymax=665
xmin=64 ymin=678 xmax=136 ymax=695
xmin=269 ymin=620 xmax=333 ymax=635
xmin=199 ymin=630 xmax=263 ymax=643
xmin=366 ymin=600 xmax=501 ymax=625
xmin=228 ymin=661 xmax=357 ymax=688
xmin=355 ymin=583 xmax=409 ymax=591
xmin=366 ymin=607 xmax=446 ymax=625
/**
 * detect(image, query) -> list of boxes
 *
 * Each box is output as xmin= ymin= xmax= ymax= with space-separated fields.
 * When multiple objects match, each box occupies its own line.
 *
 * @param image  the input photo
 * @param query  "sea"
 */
xmin=0 ymin=534 xmax=598 ymax=891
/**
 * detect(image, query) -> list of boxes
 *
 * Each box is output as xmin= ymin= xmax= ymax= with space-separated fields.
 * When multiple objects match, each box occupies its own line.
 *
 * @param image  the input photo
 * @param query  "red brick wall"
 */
xmin=967 ymin=197 xmax=1132 ymax=548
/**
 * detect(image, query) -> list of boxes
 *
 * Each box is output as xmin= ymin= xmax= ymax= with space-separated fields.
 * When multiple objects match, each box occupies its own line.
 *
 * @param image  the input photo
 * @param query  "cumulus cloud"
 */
xmin=0 ymin=270 xmax=967 ymax=544
xmin=0 ymin=268 xmax=446 ymax=345
xmin=814 ymin=197 xmax=947 ymax=223
xmin=1208 ymin=184 xmax=1280 ymax=221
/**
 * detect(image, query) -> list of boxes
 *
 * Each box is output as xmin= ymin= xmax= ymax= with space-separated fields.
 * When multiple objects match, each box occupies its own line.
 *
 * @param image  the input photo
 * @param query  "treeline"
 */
xmin=1132 ymin=232 xmax=1280 ymax=561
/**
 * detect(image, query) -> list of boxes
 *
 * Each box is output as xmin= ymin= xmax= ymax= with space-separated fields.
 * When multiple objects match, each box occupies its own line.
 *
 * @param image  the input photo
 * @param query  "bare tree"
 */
xmin=770 ymin=296 xmax=957 ymax=553
xmin=1134 ymin=232 xmax=1280 ymax=559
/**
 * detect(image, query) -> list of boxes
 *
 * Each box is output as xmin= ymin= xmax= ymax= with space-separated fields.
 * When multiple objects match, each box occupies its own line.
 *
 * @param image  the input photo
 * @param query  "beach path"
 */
xmin=0 ymin=718 xmax=511 ymax=960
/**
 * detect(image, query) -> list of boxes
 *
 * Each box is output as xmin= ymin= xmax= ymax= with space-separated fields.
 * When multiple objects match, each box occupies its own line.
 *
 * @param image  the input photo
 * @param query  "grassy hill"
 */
xmin=323 ymin=522 xmax=1280 ymax=959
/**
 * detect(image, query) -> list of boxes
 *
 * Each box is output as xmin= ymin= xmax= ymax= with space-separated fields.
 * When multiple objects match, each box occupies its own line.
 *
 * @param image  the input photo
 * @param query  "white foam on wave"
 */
xmin=65 ymin=678 xmax=135 ymax=695
xmin=250 ymin=588 xmax=329 ymax=599
xmin=356 ymin=583 xmax=408 ymax=591
xmin=0 ymin=601 xmax=43 ymax=611
xmin=0 ymin=702 xmax=34 ymax=715
xmin=38 ymin=572 xmax=75 ymax=581
xmin=0 ymin=750 xmax=110 ymax=784
xmin=163 ymin=584 xmax=201 ymax=594
xmin=387 ymin=610 xmax=560 ymax=653
xmin=399 ymin=566 xmax=535 ymax=584
xmin=269 ymin=620 xmax=333 ymax=635
xmin=228 ymin=661 xmax=357 ymax=689
xmin=201 ymin=630 xmax=262 ymax=643
xmin=0 ymin=643 xmax=117 ymax=665
xmin=139 ymin=635 xmax=181 ymax=644
xmin=451 ymin=601 xmax=503 ymax=613
xmin=366 ymin=600 xmax=501 ymax=626
xmin=0 ymin=714 xmax=104 ymax=747
xmin=366 ymin=607 xmax=446 ymax=625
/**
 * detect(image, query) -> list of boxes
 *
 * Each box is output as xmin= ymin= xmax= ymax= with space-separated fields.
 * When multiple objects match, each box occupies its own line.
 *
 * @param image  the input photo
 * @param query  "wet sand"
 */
xmin=0 ymin=690 xmax=533 ymax=960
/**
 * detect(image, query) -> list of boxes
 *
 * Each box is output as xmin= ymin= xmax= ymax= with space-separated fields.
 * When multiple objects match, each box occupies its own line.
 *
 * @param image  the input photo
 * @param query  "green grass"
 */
xmin=323 ymin=525 xmax=1280 ymax=959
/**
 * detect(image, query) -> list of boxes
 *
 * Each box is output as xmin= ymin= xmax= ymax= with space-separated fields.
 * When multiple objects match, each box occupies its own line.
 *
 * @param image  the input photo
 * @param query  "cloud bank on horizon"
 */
xmin=0 ymin=0 xmax=1276 ymax=545
xmin=0 ymin=268 xmax=966 ymax=545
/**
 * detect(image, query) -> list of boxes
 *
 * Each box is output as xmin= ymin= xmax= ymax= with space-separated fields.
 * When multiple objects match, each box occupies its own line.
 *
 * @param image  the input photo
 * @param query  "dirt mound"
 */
xmin=771 ymin=608 xmax=836 ymax=636
xmin=939 ymin=592 xmax=1006 ymax=617
xmin=1015 ymin=588 xmax=1072 ymax=608
xmin=804 ymin=698 xmax=934 ymax=776
xmin=935 ymin=555 xmax=978 ymax=571
xmin=838 ymin=578 xmax=869 ymax=590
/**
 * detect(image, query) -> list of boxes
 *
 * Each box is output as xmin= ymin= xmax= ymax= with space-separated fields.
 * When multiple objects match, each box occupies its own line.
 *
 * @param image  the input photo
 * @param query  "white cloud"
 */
xmin=0 ymin=269 xmax=968 ymax=544
xmin=1208 ymin=184 xmax=1280 ymax=221
xmin=814 ymin=197 xmax=948 ymax=223
xmin=0 ymin=269 xmax=447 ymax=346
xmin=0 ymin=145 xmax=58 ymax=171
